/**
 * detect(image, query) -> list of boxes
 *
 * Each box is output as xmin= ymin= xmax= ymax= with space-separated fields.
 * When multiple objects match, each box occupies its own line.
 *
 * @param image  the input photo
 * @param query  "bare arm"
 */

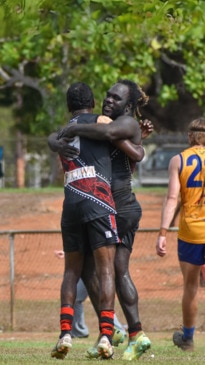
xmin=97 ymin=115 xmax=144 ymax=161
xmin=109 ymin=119 xmax=153 ymax=161
xmin=48 ymin=132 xmax=79 ymax=159
xmin=114 ymin=139 xmax=145 ymax=162
xmin=48 ymin=132 xmax=60 ymax=152
xmin=59 ymin=115 xmax=141 ymax=144
xmin=49 ymin=115 xmax=145 ymax=162
xmin=156 ymin=155 xmax=181 ymax=257
xmin=160 ymin=156 xmax=180 ymax=228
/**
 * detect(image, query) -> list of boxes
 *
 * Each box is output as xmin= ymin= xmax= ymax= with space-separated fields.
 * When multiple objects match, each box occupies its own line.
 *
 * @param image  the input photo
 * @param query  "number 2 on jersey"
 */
xmin=186 ymin=154 xmax=202 ymax=188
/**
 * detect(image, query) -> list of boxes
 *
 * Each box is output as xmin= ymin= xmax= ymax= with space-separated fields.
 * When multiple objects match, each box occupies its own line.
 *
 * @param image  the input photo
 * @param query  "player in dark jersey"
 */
xmin=50 ymin=79 xmax=153 ymax=361
xmin=51 ymin=82 xmax=120 ymax=360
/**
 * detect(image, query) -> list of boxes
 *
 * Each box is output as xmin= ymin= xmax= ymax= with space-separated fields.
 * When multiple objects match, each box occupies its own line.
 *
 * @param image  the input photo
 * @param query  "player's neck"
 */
xmin=72 ymin=108 xmax=93 ymax=117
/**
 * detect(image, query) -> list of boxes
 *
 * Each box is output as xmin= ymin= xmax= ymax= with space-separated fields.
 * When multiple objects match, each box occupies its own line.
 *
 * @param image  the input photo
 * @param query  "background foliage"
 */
xmin=0 ymin=0 xmax=205 ymax=135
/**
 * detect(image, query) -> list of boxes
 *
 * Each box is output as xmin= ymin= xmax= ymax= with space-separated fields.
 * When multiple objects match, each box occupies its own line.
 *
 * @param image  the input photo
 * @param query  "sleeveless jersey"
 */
xmin=110 ymin=146 xmax=142 ymax=238
xmin=178 ymin=146 xmax=205 ymax=243
xmin=60 ymin=113 xmax=116 ymax=225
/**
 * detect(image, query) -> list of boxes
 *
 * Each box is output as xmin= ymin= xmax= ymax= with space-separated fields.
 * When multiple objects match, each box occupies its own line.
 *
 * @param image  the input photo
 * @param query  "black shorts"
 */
xmin=120 ymin=223 xmax=139 ymax=252
xmin=61 ymin=214 xmax=119 ymax=253
xmin=115 ymin=194 xmax=141 ymax=236
xmin=116 ymin=197 xmax=142 ymax=252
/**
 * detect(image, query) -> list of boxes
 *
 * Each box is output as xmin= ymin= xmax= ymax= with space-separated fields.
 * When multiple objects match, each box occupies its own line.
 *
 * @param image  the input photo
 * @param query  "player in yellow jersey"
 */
xmin=156 ymin=117 xmax=205 ymax=351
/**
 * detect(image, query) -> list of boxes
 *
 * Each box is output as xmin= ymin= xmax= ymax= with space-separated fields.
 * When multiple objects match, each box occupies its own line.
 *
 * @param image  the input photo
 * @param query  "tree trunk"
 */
xmin=16 ymin=131 xmax=25 ymax=188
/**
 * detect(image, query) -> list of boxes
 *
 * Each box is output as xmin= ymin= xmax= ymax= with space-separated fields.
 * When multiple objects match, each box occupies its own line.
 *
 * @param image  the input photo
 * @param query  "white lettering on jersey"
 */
xmin=64 ymin=166 xmax=96 ymax=185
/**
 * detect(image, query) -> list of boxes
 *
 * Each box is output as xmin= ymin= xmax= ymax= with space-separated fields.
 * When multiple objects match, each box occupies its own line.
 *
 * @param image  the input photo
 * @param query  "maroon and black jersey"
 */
xmin=61 ymin=113 xmax=116 ymax=226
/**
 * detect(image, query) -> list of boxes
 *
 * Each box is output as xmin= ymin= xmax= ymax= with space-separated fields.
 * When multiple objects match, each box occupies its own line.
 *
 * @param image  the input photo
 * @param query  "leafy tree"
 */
xmin=0 ymin=0 xmax=205 ymax=134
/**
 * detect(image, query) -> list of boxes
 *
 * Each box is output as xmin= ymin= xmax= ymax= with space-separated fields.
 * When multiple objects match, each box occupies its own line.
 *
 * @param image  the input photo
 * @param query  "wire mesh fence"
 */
xmin=1 ymin=229 xmax=205 ymax=333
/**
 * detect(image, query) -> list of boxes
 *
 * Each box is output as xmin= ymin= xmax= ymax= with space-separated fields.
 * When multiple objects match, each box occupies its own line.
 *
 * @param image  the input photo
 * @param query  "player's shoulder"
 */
xmin=169 ymin=154 xmax=180 ymax=170
xmin=114 ymin=115 xmax=139 ymax=127
xmin=97 ymin=115 xmax=112 ymax=124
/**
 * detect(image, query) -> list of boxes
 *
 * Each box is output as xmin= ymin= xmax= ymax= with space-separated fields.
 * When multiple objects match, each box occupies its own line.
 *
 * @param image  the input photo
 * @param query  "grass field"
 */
xmin=1 ymin=331 xmax=205 ymax=364
xmin=1 ymin=187 xmax=204 ymax=364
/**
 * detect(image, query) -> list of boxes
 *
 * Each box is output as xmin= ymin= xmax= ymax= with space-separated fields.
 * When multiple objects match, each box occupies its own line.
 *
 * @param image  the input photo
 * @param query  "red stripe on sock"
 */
xmin=61 ymin=307 xmax=74 ymax=315
xmin=60 ymin=306 xmax=74 ymax=332
xmin=100 ymin=310 xmax=114 ymax=337
xmin=101 ymin=310 xmax=114 ymax=319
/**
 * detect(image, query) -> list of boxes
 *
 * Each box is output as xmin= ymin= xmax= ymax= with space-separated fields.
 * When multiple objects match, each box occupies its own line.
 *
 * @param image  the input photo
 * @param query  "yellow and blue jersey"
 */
xmin=178 ymin=147 xmax=205 ymax=243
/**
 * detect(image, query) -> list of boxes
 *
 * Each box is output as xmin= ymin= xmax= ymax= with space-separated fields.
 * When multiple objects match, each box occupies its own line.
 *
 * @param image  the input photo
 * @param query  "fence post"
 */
xmin=9 ymin=232 xmax=15 ymax=330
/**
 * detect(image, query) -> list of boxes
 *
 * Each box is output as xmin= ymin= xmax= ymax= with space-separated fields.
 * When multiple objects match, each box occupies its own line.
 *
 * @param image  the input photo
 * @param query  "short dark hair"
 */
xmin=66 ymin=82 xmax=94 ymax=112
xmin=117 ymin=79 xmax=149 ymax=117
